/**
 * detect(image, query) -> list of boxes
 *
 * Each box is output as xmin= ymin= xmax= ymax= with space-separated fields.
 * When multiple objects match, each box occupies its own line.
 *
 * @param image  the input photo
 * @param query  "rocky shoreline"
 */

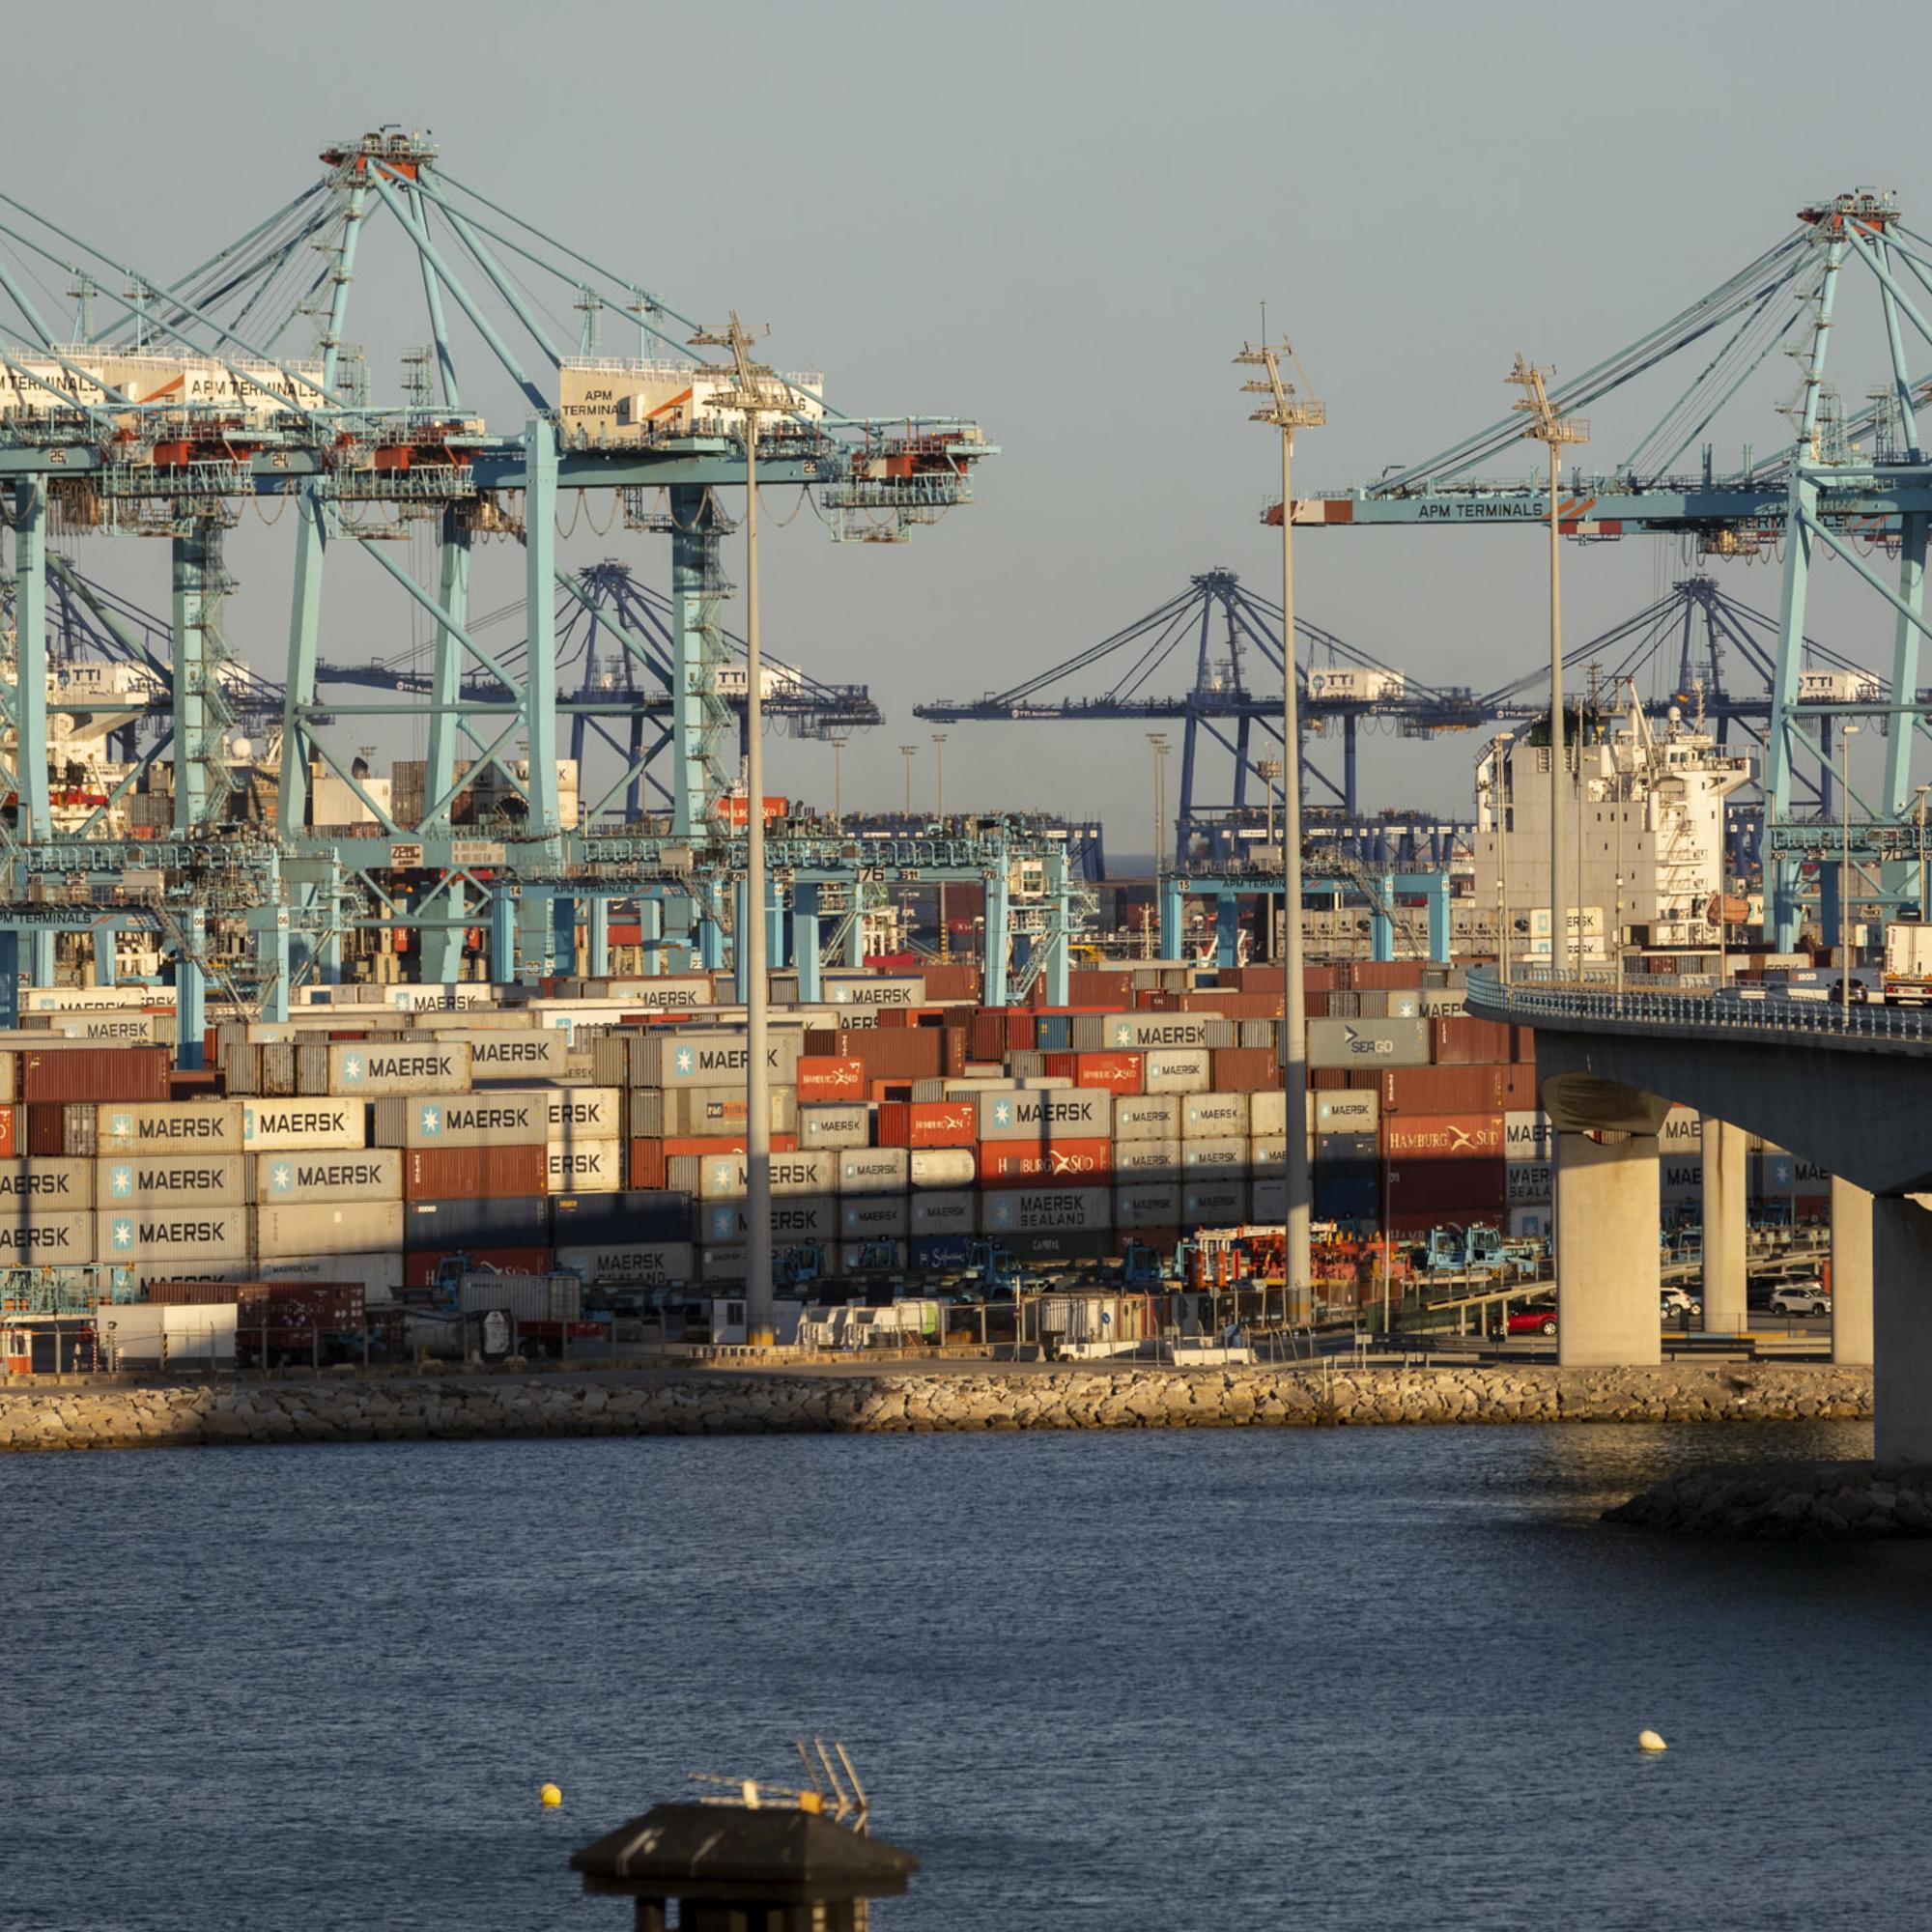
xmin=1605 ymin=1459 xmax=1932 ymax=1539
xmin=0 ymin=1361 xmax=1872 ymax=1454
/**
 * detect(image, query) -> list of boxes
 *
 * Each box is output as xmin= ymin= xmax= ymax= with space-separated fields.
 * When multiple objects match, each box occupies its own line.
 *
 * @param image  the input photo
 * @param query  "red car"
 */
xmin=1502 ymin=1304 xmax=1557 ymax=1337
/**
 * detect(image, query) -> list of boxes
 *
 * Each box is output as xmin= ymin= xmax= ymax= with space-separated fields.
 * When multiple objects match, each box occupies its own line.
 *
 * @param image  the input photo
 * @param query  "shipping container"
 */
xmin=0 ymin=1212 xmax=94 ymax=1262
xmin=797 ymin=1103 xmax=872 ymax=1151
xmin=542 ymin=1087 xmax=624 ymax=1143
xmin=19 ymin=1046 xmax=170 ymax=1105
xmin=977 ymin=1089 xmax=1112 ymax=1143
xmin=256 ymin=1200 xmax=407 ymax=1260
xmin=1502 ymin=1111 xmax=1553 ymax=1162
xmin=97 ymin=1153 xmax=245 ymax=1208
xmin=979 ymin=1139 xmax=1112 ymax=1187
xmin=1384 ymin=1160 xmax=1506 ymax=1215
xmin=402 ymin=1144 xmax=548 ymax=1201
xmin=549 ymin=1189 xmax=693 ymax=1249
xmin=909 ymin=1190 xmax=977 ymax=1236
xmin=554 ymin=1241 xmax=696 ymax=1287
xmin=1381 ymin=1112 xmax=1506 ymax=1161
xmin=824 ymin=973 xmax=926 ymax=1009
xmin=1113 ymin=1094 xmax=1179 ymax=1145
xmin=97 ymin=1208 xmax=246 ymax=1264
xmin=1180 ymin=1180 xmax=1249 ymax=1226
xmin=402 ymin=1247 xmax=554 ymax=1290
xmin=96 ymin=1100 xmax=243 ymax=1154
xmin=320 ymin=1040 xmax=471 ymax=1097
xmin=1208 ymin=1047 xmax=1278 ymax=1093
xmin=454 ymin=1030 xmax=572 ymax=1082
xmin=1077 ymin=1012 xmax=1212 ymax=1052
xmin=375 ymin=1090 xmax=547 ymax=1150
xmin=1313 ymin=1091 xmax=1379 ymax=1134
xmin=796 ymin=1055 xmax=867 ymax=1101
xmin=1316 ymin=1132 xmax=1379 ymax=1163
xmin=1660 ymin=1106 xmax=1703 ymax=1151
xmin=688 ymin=1149 xmax=837 ymax=1202
xmin=1308 ymin=1018 xmax=1430 ymax=1068
xmin=241 ymin=1098 xmax=367 ymax=1151
xmin=1179 ymin=1136 xmax=1248 ymax=1173
xmin=1111 ymin=1139 xmax=1181 ymax=1180
xmin=1182 ymin=1093 xmax=1251 ymax=1139
xmin=1142 ymin=1048 xmax=1211 ymax=1094
xmin=1250 ymin=1174 xmax=1289 ymax=1223
xmin=625 ymin=1086 xmax=796 ymax=1140
xmin=1114 ymin=1182 xmax=1181 ymax=1230
xmin=980 ymin=1187 xmax=1113 ymax=1236
xmin=837 ymin=1148 xmax=911 ymax=1195
xmin=699 ymin=1194 xmax=838 ymax=1246
xmin=543 ymin=1140 xmax=623 ymax=1194
xmin=876 ymin=1100 xmax=977 ymax=1149
xmin=839 ymin=1196 xmax=909 ymax=1240
xmin=907 ymin=1148 xmax=977 ymax=1189
xmin=1377 ymin=1065 xmax=1522 ymax=1114
xmin=1431 ymin=1015 xmax=1515 ymax=1065
xmin=402 ymin=1195 xmax=549 ymax=1250
xmin=1249 ymin=1090 xmax=1289 ymax=1138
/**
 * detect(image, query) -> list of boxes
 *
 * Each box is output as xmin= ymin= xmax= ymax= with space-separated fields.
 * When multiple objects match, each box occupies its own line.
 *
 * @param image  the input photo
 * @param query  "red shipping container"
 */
xmin=1379 ymin=1112 xmax=1506 ymax=1161
xmin=629 ymin=1138 xmax=667 ymax=1189
xmin=1354 ymin=961 xmax=1425 ymax=991
xmin=1384 ymin=1160 xmax=1506 ymax=1215
xmin=18 ymin=1046 xmax=171 ymax=1106
xmin=403 ymin=1247 xmax=554 ymax=1291
xmin=404 ymin=1145 xmax=548 ymax=1201
xmin=796 ymin=1056 xmax=867 ymax=1102
xmin=0 ymin=1104 xmax=19 ymax=1159
xmin=1209 ymin=1047 xmax=1278 ymax=1093
xmin=25 ymin=1102 xmax=65 ymax=1157
xmin=979 ymin=1137 xmax=1112 ymax=1187
xmin=838 ymin=1028 xmax=942 ymax=1083
xmin=922 ymin=961 xmax=981 ymax=1003
xmin=877 ymin=1100 xmax=978 ymax=1149
xmin=1379 ymin=1066 xmax=1512 ymax=1114
xmin=1431 ymin=1016 xmax=1515 ymax=1065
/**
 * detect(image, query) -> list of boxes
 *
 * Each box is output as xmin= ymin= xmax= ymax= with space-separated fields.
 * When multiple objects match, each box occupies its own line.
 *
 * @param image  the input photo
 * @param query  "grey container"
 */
xmin=1307 ymin=1017 xmax=1430 ymax=1068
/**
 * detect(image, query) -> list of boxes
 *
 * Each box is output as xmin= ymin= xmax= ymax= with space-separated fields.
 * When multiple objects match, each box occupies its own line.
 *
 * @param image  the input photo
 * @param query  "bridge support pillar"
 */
xmin=1700 ymin=1118 xmax=1750 ymax=1335
xmin=1831 ymin=1176 xmax=1874 ymax=1367
xmin=1874 ymin=1194 xmax=1932 ymax=1463
xmin=1555 ymin=1129 xmax=1661 ymax=1366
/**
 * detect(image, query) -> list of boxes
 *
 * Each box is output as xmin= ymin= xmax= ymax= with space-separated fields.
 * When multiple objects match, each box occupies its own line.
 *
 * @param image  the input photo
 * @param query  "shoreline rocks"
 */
xmin=1605 ymin=1459 xmax=1932 ymax=1539
xmin=0 ymin=1362 xmax=1872 ymax=1455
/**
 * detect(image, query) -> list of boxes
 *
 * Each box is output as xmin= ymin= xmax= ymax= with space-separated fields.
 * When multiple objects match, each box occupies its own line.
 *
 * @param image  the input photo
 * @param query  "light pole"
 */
xmin=1842 ymin=723 xmax=1861 ymax=1017
xmin=1257 ymin=756 xmax=1283 ymax=873
xmin=1492 ymin=732 xmax=1515 ymax=984
xmin=1236 ymin=330 xmax=1323 ymax=1303
xmin=1917 ymin=781 xmax=1930 ymax=920
xmin=931 ymin=731 xmax=949 ymax=959
xmin=690 ymin=311 xmax=786 ymax=1346
xmin=829 ymin=732 xmax=849 ymax=834
xmin=1509 ymin=355 xmax=1589 ymax=979
xmin=899 ymin=743 xmax=918 ymax=818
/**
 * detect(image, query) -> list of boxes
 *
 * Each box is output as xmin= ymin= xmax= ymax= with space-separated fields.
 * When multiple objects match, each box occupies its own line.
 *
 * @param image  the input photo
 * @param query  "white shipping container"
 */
xmin=1248 ymin=1090 xmax=1290 ymax=1138
xmin=256 ymin=1249 xmax=404 ymax=1304
xmin=1142 ymin=1048 xmax=1211 ymax=1094
xmin=544 ymin=1140 xmax=623 ymax=1194
xmin=1660 ymin=1106 xmax=1703 ymax=1151
xmin=693 ymin=1150 xmax=838 ymax=1202
xmin=1312 ymin=1091 xmax=1378 ymax=1133
xmin=1114 ymin=1183 xmax=1181 ymax=1230
xmin=0 ymin=1053 xmax=12 ymax=1104
xmin=838 ymin=1148 xmax=910 ymax=1195
xmin=242 ymin=1100 xmax=368 ymax=1151
xmin=255 ymin=1200 xmax=406 ymax=1260
xmin=1181 ymin=1180 xmax=1249 ymax=1226
xmin=1503 ymin=1111 xmax=1553 ymax=1162
xmin=98 ymin=1154 xmax=245 ymax=1208
xmin=98 ymin=1302 xmax=234 ymax=1369
xmin=373 ymin=1091 xmax=547 ymax=1150
xmin=980 ymin=1188 xmax=1113 ymax=1236
xmin=823 ymin=973 xmax=925 ymax=1009
xmin=1183 ymin=1093 xmax=1251 ymax=1138
xmin=1112 ymin=1140 xmax=1181 ymax=1179
xmin=0 ymin=1212 xmax=94 ymax=1262
xmin=798 ymin=1103 xmax=872 ymax=1150
xmin=909 ymin=1190 xmax=977 ymax=1236
xmin=0 ymin=1157 xmax=92 ymax=1210
xmin=840 ymin=1196 xmax=909 ymax=1239
xmin=646 ymin=1030 xmax=805 ymax=1088
xmin=97 ymin=1101 xmax=243 ymax=1154
xmin=1248 ymin=1137 xmax=1286 ymax=1171
xmin=555 ymin=1241 xmax=696 ymax=1287
xmin=699 ymin=1245 xmax=749 ymax=1283
xmin=327 ymin=1040 xmax=471 ymax=1096
xmin=544 ymin=1087 xmax=624 ymax=1142
xmin=98 ymin=1208 xmax=246 ymax=1263
xmin=1113 ymin=1094 xmax=1181 ymax=1142
xmin=1100 ymin=1012 xmax=1213 ymax=1051
xmin=978 ymin=1089 xmax=1112 ymax=1142
xmin=253 ymin=1150 xmax=401 ymax=1204
xmin=22 ymin=985 xmax=168 ymax=1011
xmin=458 ymin=1030 xmax=572 ymax=1082
xmin=47 ymin=1012 xmax=159 ymax=1043
xmin=1507 ymin=1163 xmax=1553 ymax=1206
xmin=1180 ymin=1137 xmax=1249 ymax=1172
xmin=908 ymin=1149 xmax=977 ymax=1189
xmin=1661 ymin=1159 xmax=1704 ymax=1203
xmin=1250 ymin=1175 xmax=1288 ymax=1222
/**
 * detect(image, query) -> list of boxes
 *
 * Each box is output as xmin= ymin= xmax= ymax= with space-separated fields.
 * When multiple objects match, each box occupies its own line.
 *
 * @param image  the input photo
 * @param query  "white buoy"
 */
xmin=1637 ymin=1730 xmax=1668 ymax=1753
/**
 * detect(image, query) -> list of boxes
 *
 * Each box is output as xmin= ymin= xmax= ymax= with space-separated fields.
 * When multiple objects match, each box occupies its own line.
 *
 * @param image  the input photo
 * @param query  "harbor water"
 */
xmin=4 ymin=1418 xmax=1926 ymax=1930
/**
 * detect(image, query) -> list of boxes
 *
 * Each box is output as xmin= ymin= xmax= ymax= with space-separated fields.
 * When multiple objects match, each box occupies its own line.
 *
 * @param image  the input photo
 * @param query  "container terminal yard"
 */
xmin=0 ymin=147 xmax=1923 ymax=1377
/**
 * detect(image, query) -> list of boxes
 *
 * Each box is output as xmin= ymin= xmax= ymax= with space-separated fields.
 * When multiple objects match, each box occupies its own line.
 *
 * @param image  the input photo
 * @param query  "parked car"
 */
xmin=1503 ymin=1303 xmax=1558 ymax=1337
xmin=1768 ymin=1284 xmax=1832 ymax=1318
xmin=1661 ymin=1288 xmax=1703 ymax=1320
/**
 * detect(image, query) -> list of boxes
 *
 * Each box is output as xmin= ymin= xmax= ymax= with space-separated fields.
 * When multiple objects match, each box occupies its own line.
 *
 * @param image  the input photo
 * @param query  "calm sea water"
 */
xmin=3 ymin=1417 xmax=1924 ymax=1931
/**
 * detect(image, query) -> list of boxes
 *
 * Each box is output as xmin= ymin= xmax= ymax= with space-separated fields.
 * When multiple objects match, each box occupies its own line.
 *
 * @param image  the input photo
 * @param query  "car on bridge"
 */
xmin=1768 ymin=1283 xmax=1832 ymax=1318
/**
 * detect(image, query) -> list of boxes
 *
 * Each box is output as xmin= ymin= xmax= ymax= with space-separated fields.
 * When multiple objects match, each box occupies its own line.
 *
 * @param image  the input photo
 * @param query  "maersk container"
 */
xmin=1180 ymin=1137 xmax=1248 ymax=1173
xmin=1113 ymin=1094 xmax=1179 ymax=1142
xmin=798 ymin=1103 xmax=872 ymax=1151
xmin=699 ymin=1194 xmax=838 ymax=1246
xmin=554 ymin=1240 xmax=696 ymax=1286
xmin=97 ymin=1154 xmax=245 ymax=1208
xmin=403 ymin=1195 xmax=548 ymax=1251
xmin=1503 ymin=1111 xmax=1553 ymax=1162
xmin=612 ymin=1029 xmax=805 ymax=1089
xmin=455 ymin=1272 xmax=582 ymax=1322
xmin=908 ymin=1148 xmax=976 ymax=1189
xmin=909 ymin=1189 xmax=976 ymax=1236
xmin=1076 ymin=1012 xmax=1212 ymax=1052
xmin=318 ymin=1039 xmax=471 ymax=1097
xmin=543 ymin=1087 xmax=623 ymax=1143
xmin=686 ymin=1149 xmax=836 ymax=1202
xmin=1182 ymin=1093 xmax=1251 ymax=1139
xmin=0 ymin=1157 xmax=93 ymax=1209
xmin=980 ymin=1187 xmax=1113 ymax=1236
xmin=452 ymin=1030 xmax=571 ymax=1082
xmin=97 ymin=1207 xmax=247 ymax=1264
xmin=1313 ymin=1091 xmax=1378 ymax=1134
xmin=544 ymin=1140 xmax=623 ymax=1194
xmin=0 ymin=1212 xmax=94 ymax=1263
xmin=549 ymin=1188 xmax=692 ymax=1248
xmin=1111 ymin=1139 xmax=1181 ymax=1180
xmin=242 ymin=1099 xmax=367 ymax=1152
xmin=838 ymin=1148 xmax=910 ymax=1195
xmin=840 ymin=1195 xmax=909 ymax=1239
xmin=1660 ymin=1106 xmax=1703 ymax=1151
xmin=253 ymin=1149 xmax=401 ymax=1205
xmin=375 ymin=1090 xmax=546 ymax=1151
xmin=977 ymin=1089 xmax=1111 ymax=1143
xmin=1142 ymin=1048 xmax=1210 ymax=1094
xmin=255 ymin=1249 xmax=404 ymax=1303
xmin=97 ymin=1100 xmax=244 ymax=1155
xmin=256 ymin=1200 xmax=406 ymax=1260
xmin=1181 ymin=1180 xmax=1249 ymax=1226
xmin=822 ymin=972 xmax=925 ymax=1009
xmin=1115 ymin=1183 xmax=1181 ymax=1230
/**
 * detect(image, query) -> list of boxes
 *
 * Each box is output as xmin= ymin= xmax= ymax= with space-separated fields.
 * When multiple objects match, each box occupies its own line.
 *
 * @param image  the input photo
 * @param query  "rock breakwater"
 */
xmin=0 ymin=1361 xmax=1871 ymax=1454
xmin=1605 ymin=1459 xmax=1931 ymax=1538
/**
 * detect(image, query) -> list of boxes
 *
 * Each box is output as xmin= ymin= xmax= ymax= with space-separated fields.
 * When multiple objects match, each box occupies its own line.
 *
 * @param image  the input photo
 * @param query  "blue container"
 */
xmin=1035 ymin=1015 xmax=1074 ymax=1053
xmin=550 ymin=1188 xmax=692 ymax=1247
xmin=1316 ymin=1132 xmax=1379 ymax=1164
xmin=912 ymin=1236 xmax=974 ymax=1268
xmin=404 ymin=1195 xmax=549 ymax=1251
xmin=1315 ymin=1172 xmax=1378 ymax=1221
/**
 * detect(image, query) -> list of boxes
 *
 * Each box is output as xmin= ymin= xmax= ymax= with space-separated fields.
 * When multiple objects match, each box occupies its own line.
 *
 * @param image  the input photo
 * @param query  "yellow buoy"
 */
xmin=540 ymin=1782 xmax=563 ymax=1808
xmin=1637 ymin=1730 xmax=1668 ymax=1753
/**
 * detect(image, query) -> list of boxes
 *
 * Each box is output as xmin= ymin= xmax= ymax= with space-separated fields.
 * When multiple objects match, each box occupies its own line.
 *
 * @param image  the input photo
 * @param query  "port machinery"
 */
xmin=0 ymin=128 xmax=1067 ymax=1045
xmin=1283 ymin=185 xmax=1932 ymax=949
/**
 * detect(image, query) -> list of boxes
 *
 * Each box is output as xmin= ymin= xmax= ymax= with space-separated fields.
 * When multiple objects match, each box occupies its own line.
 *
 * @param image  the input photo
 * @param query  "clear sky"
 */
xmin=7 ymin=0 xmax=1931 ymax=847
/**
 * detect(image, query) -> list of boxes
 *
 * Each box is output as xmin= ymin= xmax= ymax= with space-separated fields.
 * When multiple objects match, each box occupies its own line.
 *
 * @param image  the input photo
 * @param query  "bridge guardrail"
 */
xmin=1466 ymin=965 xmax=1932 ymax=1045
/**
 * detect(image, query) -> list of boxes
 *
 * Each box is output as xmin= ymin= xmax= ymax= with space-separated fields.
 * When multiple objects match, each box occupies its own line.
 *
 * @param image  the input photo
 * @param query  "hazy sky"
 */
xmin=8 ymin=0 xmax=1931 ymax=848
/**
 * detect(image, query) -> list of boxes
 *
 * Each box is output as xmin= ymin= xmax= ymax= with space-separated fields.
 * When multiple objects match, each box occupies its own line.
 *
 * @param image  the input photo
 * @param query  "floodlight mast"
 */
xmin=1235 ymin=332 xmax=1323 ymax=1309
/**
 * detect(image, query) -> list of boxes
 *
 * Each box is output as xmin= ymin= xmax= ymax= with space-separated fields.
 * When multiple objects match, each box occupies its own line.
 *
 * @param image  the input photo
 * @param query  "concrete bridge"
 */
xmin=1466 ymin=969 xmax=1932 ymax=1461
